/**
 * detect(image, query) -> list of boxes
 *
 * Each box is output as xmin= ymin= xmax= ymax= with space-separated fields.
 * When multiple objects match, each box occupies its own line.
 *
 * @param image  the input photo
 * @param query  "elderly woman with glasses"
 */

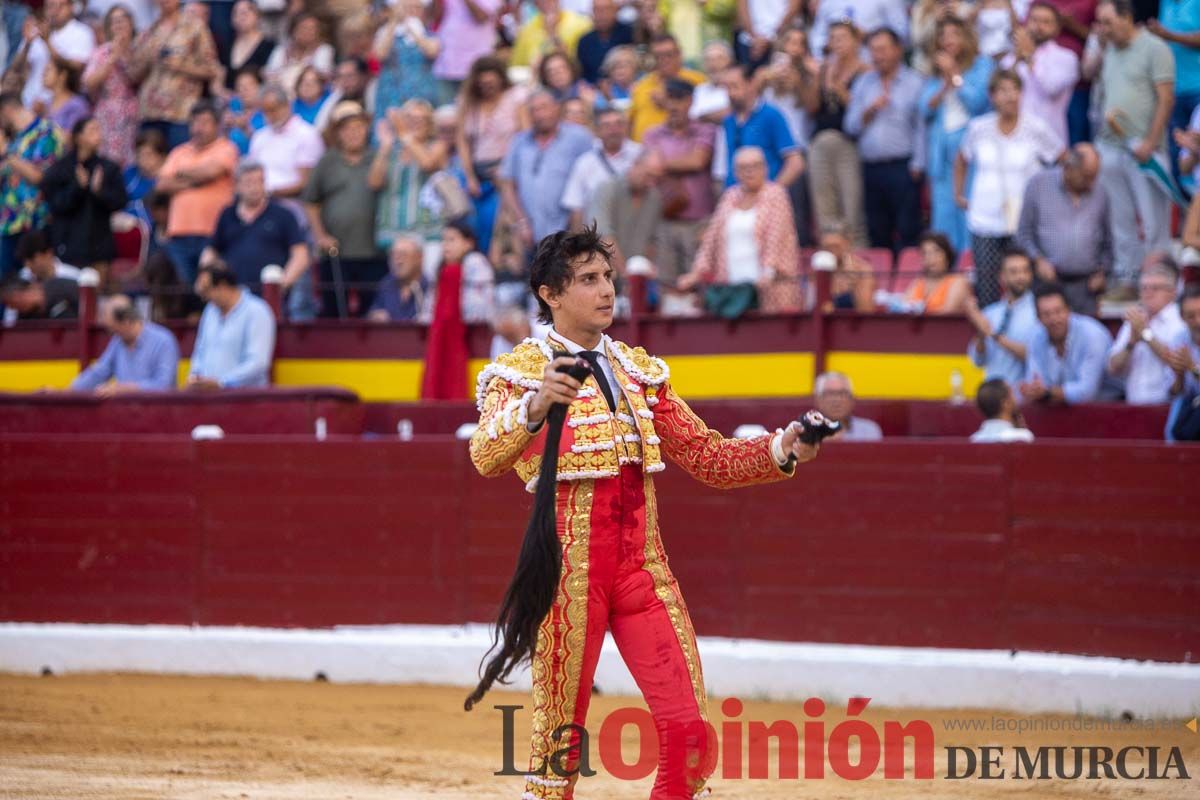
xmin=678 ymin=145 xmax=801 ymax=318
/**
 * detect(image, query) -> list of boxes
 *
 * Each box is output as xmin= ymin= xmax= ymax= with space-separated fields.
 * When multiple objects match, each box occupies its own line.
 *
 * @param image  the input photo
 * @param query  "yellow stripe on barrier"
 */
xmin=826 ymin=352 xmax=986 ymax=400
xmin=274 ymin=358 xmax=424 ymax=401
xmin=0 ymin=360 xmax=79 ymax=391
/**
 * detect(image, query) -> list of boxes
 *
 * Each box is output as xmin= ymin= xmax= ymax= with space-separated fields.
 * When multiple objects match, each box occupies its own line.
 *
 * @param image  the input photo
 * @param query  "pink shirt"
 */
xmin=641 ymin=121 xmax=718 ymax=221
xmin=433 ymin=0 xmax=501 ymax=81
xmin=1002 ymin=41 xmax=1080 ymax=146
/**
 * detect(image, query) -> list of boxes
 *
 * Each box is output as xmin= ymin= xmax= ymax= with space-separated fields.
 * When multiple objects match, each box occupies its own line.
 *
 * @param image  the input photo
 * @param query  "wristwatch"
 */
xmin=1141 ymin=328 xmax=1156 ymax=344
xmin=951 ymin=75 xmax=964 ymax=88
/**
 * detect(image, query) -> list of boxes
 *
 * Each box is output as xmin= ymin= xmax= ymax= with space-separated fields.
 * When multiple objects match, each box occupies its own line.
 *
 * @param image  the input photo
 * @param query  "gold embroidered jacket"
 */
xmin=469 ymin=334 xmax=795 ymax=490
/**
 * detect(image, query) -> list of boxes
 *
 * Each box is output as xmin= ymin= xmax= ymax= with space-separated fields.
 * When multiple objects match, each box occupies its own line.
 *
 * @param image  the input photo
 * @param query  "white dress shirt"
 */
xmin=1108 ymin=303 xmax=1188 ymax=405
xmin=970 ymin=418 xmax=1036 ymax=443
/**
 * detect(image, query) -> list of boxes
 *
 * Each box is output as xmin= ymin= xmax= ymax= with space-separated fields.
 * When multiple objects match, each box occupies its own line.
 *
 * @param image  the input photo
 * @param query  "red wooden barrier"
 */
xmin=1 ymin=436 xmax=1196 ymax=662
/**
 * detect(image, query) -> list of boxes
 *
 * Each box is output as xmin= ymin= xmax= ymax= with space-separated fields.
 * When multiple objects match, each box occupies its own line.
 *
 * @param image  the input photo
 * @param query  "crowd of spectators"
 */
xmin=1 ymin=0 xmax=1199 ymax=432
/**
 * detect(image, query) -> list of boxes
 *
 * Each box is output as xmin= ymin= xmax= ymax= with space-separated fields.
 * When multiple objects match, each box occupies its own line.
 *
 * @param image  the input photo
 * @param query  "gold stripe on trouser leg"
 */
xmin=525 ymin=480 xmax=593 ymax=799
xmin=640 ymin=475 xmax=712 ymax=797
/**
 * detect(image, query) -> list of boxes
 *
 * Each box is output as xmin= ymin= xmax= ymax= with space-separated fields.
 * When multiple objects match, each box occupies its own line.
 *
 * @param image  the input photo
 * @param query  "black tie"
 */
xmin=577 ymin=350 xmax=616 ymax=412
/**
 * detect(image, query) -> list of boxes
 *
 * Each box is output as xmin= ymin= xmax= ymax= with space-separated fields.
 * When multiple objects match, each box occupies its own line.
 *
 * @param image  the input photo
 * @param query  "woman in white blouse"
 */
xmin=954 ymin=68 xmax=1063 ymax=306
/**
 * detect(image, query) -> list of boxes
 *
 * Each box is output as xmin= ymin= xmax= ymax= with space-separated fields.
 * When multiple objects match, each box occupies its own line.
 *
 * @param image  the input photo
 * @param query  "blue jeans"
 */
xmin=1067 ymin=86 xmax=1091 ymax=146
xmin=0 ymin=231 xmax=21 ymax=278
xmin=164 ymin=235 xmax=209 ymax=286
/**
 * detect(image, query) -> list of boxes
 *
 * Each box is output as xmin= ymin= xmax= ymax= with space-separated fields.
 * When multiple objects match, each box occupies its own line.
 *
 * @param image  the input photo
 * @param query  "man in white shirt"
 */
xmin=1106 ymin=259 xmax=1187 ymax=404
xmin=562 ymin=108 xmax=641 ymax=230
xmin=14 ymin=0 xmax=96 ymax=108
xmin=970 ymin=378 xmax=1036 ymax=442
xmin=248 ymin=84 xmax=325 ymax=200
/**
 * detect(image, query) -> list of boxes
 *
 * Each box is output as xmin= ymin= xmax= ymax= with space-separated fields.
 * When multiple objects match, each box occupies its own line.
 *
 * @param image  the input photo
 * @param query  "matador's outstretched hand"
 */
xmin=780 ymin=410 xmax=841 ymax=464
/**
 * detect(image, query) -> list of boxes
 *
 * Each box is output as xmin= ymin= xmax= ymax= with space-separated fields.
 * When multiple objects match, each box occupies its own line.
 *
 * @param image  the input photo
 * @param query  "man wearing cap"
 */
xmin=304 ymin=101 xmax=386 ymax=318
xmin=641 ymin=78 xmax=718 ymax=284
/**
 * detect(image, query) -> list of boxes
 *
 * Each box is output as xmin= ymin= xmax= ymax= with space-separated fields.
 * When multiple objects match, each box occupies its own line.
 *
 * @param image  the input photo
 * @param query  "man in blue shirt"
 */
xmin=1019 ymin=283 xmax=1117 ymax=405
xmin=576 ymin=0 xmax=633 ymax=85
xmin=844 ymin=27 xmax=924 ymax=250
xmin=965 ymin=247 xmax=1040 ymax=387
xmin=187 ymin=262 xmax=276 ymax=389
xmin=70 ymin=299 xmax=179 ymax=394
xmin=718 ymin=65 xmax=805 ymax=188
xmin=499 ymin=91 xmax=596 ymax=248
xmin=203 ymin=161 xmax=309 ymax=292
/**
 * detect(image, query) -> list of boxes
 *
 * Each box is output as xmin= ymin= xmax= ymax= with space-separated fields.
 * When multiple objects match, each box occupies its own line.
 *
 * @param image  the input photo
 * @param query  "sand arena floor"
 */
xmin=0 ymin=673 xmax=1195 ymax=799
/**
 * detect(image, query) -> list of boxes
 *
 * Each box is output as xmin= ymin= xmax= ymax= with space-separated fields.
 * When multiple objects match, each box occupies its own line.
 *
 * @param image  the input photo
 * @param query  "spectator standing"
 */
xmin=563 ymin=108 xmax=642 ymax=230
xmin=248 ymin=84 xmax=324 ymax=200
xmin=1016 ymin=143 xmax=1111 ymax=315
xmin=642 ymin=80 xmax=717 ymax=285
xmin=0 ymin=93 xmax=62 ymax=277
xmin=680 ymin=145 xmax=801 ymax=317
xmin=919 ymin=18 xmax=993 ymax=256
xmin=291 ymin=67 xmax=330 ymax=126
xmin=1020 ymin=282 xmax=1116 ymax=404
xmin=577 ymin=0 xmax=633 ymax=86
xmin=910 ymin=0 xmax=964 ymax=75
xmin=901 ymin=231 xmax=971 ymax=314
xmin=965 ymin=247 xmax=1039 ymax=386
xmin=123 ymin=129 xmax=167 ymax=225
xmin=420 ymin=220 xmax=494 ymax=400
xmin=810 ymin=0 xmax=909 ymax=56
xmin=303 ymin=101 xmax=384 ymax=318
xmin=12 ymin=0 xmax=95 ymax=110
xmin=955 ymin=70 xmax=1064 ymax=307
xmin=202 ymin=160 xmax=309 ymax=291
xmin=432 ymin=0 xmax=500 ymax=101
xmin=510 ymin=0 xmax=593 ymax=67
xmin=717 ymin=64 xmax=805 ymax=189
xmin=804 ymin=20 xmax=868 ymax=247
xmin=367 ymin=236 xmax=428 ymax=322
xmin=70 ymin=299 xmax=179 ymax=393
xmin=1095 ymin=0 xmax=1176 ymax=297
xmin=155 ymin=101 xmax=239 ymax=284
xmin=590 ymin=149 xmax=666 ymax=268
xmin=539 ymin=50 xmax=592 ymax=104
xmin=1045 ymin=0 xmax=1098 ymax=144
xmin=312 ymin=57 xmax=372 ymax=133
xmin=224 ymin=66 xmax=266 ymax=155
xmin=1150 ymin=0 xmax=1200 ymax=162
xmin=734 ymin=0 xmax=801 ymax=68
xmin=264 ymin=13 xmax=333 ymax=95
xmin=372 ymin=0 xmax=440 ymax=125
xmin=689 ymin=41 xmax=733 ymax=123
xmin=187 ymin=263 xmax=275 ymax=389
xmin=1003 ymin=2 xmax=1080 ymax=147
xmin=595 ymin=45 xmax=640 ymax=112
xmin=371 ymin=99 xmax=450 ymax=248
xmin=630 ymin=34 xmax=705 ymax=140
xmin=129 ymin=0 xmax=220 ymax=150
xmin=40 ymin=117 xmax=127 ymax=276
xmin=498 ymin=91 xmax=594 ymax=249
xmin=456 ymin=57 xmax=529 ymax=255
xmin=219 ymin=0 xmax=275 ymax=92
xmin=1106 ymin=259 xmax=1188 ymax=404
xmin=970 ymin=378 xmax=1036 ymax=442
xmin=41 ymin=57 xmax=89 ymax=139
xmin=82 ymin=6 xmax=139 ymax=166
xmin=845 ymin=27 xmax=924 ymax=252
xmin=813 ymin=370 xmax=884 ymax=441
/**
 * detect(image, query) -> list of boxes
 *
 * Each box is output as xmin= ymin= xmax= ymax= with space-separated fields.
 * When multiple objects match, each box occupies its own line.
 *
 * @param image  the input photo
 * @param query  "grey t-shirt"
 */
xmin=302 ymin=148 xmax=381 ymax=261
xmin=1098 ymin=31 xmax=1176 ymax=152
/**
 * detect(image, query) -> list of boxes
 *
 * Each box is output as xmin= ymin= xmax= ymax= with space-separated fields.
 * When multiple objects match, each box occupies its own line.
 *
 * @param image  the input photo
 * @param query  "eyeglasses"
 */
xmin=1138 ymin=284 xmax=1174 ymax=293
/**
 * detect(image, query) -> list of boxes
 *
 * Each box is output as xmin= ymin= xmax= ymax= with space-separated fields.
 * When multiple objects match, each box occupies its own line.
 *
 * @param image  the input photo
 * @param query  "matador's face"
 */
xmin=546 ymin=254 xmax=616 ymax=334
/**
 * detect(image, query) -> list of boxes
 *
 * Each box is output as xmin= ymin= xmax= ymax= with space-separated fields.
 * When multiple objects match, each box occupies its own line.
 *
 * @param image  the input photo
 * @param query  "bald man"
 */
xmin=1016 ymin=143 xmax=1113 ymax=316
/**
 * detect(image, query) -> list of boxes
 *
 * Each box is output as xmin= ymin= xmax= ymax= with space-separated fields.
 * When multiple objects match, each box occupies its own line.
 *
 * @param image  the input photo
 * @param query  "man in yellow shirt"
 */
xmin=630 ymin=33 xmax=705 ymax=140
xmin=510 ymin=0 xmax=593 ymax=66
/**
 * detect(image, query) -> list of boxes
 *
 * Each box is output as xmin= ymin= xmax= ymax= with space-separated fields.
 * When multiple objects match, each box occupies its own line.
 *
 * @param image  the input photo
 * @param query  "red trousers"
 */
xmin=523 ymin=465 xmax=713 ymax=800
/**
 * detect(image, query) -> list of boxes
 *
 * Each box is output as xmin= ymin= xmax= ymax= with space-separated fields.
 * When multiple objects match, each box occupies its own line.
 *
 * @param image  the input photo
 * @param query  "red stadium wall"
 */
xmin=1 ymin=436 xmax=1196 ymax=663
